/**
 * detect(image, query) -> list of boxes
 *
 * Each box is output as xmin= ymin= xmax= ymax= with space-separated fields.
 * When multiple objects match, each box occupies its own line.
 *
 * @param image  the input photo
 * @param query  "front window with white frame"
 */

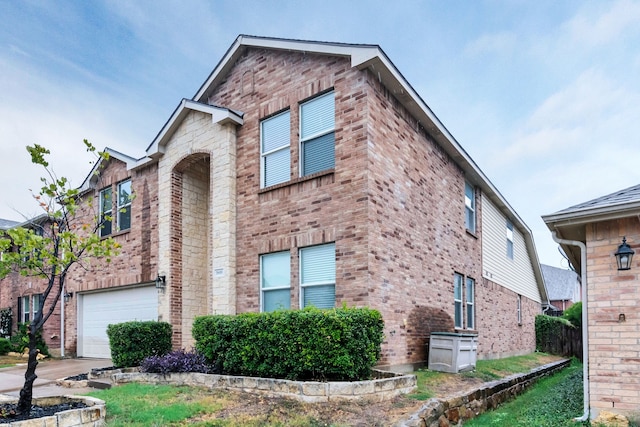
xmin=466 ymin=277 xmax=475 ymax=330
xmin=454 ymin=273 xmax=463 ymax=328
xmin=99 ymin=187 xmax=112 ymax=237
xmin=117 ymin=179 xmax=132 ymax=231
xmin=261 ymin=111 xmax=291 ymax=188
xmin=300 ymin=91 xmax=335 ymax=177
xmin=300 ymin=243 xmax=336 ymax=309
xmin=260 ymin=251 xmax=291 ymax=312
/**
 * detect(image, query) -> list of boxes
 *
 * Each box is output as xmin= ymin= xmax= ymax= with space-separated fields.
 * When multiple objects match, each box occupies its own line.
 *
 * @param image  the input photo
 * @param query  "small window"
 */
xmin=517 ymin=295 xmax=522 ymax=325
xmin=300 ymin=243 xmax=336 ymax=309
xmin=260 ymin=251 xmax=291 ymax=312
xmin=32 ymin=294 xmax=42 ymax=320
xmin=118 ymin=180 xmax=132 ymax=231
xmin=464 ymin=182 xmax=476 ymax=233
xmin=466 ymin=277 xmax=475 ymax=330
xmin=19 ymin=295 xmax=30 ymax=323
xmin=300 ymin=91 xmax=335 ymax=176
xmin=506 ymin=220 xmax=514 ymax=259
xmin=100 ymin=187 xmax=112 ymax=237
xmin=454 ymin=273 xmax=463 ymax=329
xmin=261 ymin=111 xmax=291 ymax=188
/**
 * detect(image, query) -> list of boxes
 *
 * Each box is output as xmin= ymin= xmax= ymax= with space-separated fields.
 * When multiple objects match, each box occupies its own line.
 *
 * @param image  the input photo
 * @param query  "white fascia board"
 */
xmin=146 ymin=99 xmax=243 ymax=160
xmin=543 ymin=202 xmax=640 ymax=229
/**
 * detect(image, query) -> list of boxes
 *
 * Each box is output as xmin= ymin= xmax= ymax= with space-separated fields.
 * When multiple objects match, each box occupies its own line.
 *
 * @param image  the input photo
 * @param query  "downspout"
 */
xmin=60 ymin=283 xmax=65 ymax=358
xmin=551 ymin=232 xmax=589 ymax=421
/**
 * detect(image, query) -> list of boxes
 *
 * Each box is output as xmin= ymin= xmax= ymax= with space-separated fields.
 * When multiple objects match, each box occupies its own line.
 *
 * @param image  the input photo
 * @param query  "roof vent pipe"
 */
xmin=551 ymin=232 xmax=589 ymax=421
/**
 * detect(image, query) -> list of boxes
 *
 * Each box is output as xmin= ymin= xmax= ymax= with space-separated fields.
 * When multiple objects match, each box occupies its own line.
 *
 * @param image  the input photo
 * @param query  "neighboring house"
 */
xmin=540 ymin=264 xmax=581 ymax=313
xmin=1 ymin=35 xmax=548 ymax=370
xmin=0 ymin=215 xmax=61 ymax=354
xmin=543 ymin=183 xmax=640 ymax=419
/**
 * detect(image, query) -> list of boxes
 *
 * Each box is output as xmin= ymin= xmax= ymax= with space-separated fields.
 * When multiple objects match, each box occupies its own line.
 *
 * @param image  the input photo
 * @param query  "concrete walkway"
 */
xmin=0 ymin=358 xmax=112 ymax=399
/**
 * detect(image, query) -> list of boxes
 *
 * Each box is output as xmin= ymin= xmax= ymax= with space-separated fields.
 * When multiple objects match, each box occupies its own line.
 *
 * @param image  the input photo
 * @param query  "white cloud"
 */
xmin=464 ymin=31 xmax=517 ymax=56
xmin=564 ymin=0 xmax=640 ymax=47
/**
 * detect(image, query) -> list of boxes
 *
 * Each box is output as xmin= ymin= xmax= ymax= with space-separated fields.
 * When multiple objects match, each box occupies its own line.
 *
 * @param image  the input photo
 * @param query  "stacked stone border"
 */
xmin=398 ymin=359 xmax=571 ymax=427
xmin=107 ymin=369 xmax=416 ymax=403
xmin=0 ymin=396 xmax=105 ymax=427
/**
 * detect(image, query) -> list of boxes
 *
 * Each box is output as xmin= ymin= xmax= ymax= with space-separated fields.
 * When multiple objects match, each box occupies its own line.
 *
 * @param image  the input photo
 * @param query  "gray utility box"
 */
xmin=428 ymin=332 xmax=478 ymax=373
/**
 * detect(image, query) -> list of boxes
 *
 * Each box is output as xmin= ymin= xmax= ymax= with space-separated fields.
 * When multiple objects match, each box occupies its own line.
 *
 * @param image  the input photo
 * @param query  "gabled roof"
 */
xmin=188 ymin=34 xmax=547 ymax=302
xmin=541 ymin=264 xmax=579 ymax=301
xmin=542 ymin=183 xmax=640 ymax=272
xmin=145 ymin=99 xmax=243 ymax=159
xmin=78 ymin=148 xmax=140 ymax=194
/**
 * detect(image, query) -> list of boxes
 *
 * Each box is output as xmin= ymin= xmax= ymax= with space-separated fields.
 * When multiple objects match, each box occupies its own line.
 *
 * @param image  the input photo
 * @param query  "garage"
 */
xmin=78 ymin=285 xmax=158 ymax=358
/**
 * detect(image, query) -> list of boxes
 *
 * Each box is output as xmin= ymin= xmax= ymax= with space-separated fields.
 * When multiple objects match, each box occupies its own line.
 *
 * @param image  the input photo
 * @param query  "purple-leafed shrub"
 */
xmin=140 ymin=349 xmax=214 ymax=374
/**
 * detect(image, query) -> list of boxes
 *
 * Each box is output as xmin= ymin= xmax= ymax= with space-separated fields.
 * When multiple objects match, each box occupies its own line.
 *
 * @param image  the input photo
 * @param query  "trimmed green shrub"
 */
xmin=0 ymin=337 xmax=11 ymax=355
xmin=193 ymin=306 xmax=384 ymax=381
xmin=562 ymin=301 xmax=582 ymax=327
xmin=107 ymin=321 xmax=172 ymax=368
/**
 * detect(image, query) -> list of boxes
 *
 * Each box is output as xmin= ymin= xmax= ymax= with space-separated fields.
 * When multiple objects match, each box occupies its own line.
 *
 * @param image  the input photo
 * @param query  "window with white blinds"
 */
xmin=260 ymin=251 xmax=291 ymax=312
xmin=300 ymin=91 xmax=335 ymax=176
xmin=454 ymin=273 xmax=463 ymax=329
xmin=466 ymin=277 xmax=475 ymax=330
xmin=261 ymin=111 xmax=291 ymax=188
xmin=300 ymin=243 xmax=336 ymax=309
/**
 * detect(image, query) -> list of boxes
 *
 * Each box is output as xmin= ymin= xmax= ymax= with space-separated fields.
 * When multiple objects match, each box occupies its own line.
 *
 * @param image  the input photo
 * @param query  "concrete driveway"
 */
xmin=0 ymin=358 xmax=112 ymax=398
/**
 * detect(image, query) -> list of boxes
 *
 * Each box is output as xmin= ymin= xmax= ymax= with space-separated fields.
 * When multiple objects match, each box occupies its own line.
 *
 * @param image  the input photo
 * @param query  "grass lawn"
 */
xmin=87 ymin=352 xmax=567 ymax=426
xmin=0 ymin=354 xmax=27 ymax=368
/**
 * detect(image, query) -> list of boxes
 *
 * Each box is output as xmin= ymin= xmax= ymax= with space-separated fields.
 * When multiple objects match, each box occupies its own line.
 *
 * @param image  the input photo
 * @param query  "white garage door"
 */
xmin=79 ymin=286 xmax=158 ymax=358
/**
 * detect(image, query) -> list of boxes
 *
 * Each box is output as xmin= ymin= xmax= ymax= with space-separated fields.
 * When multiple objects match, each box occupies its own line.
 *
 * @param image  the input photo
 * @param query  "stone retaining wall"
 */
xmin=398 ymin=359 xmax=572 ymax=427
xmin=1 ymin=396 xmax=105 ymax=427
xmin=110 ymin=369 xmax=416 ymax=403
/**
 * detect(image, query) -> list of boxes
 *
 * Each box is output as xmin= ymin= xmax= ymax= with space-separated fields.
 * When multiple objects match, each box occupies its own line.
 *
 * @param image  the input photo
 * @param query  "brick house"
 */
xmin=541 ymin=264 xmax=581 ymax=314
xmin=543 ymin=183 xmax=640 ymax=419
xmin=1 ymin=35 xmax=548 ymax=369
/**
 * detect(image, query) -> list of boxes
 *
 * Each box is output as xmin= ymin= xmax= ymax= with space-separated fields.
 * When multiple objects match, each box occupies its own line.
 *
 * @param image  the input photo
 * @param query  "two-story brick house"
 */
xmin=1 ymin=36 xmax=548 ymax=369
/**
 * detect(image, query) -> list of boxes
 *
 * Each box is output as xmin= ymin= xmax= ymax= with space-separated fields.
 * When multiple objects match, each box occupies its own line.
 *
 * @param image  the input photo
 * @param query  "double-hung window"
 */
xmin=118 ymin=180 xmax=132 ymax=231
xmin=260 ymin=251 xmax=291 ymax=312
xmin=300 ymin=91 xmax=335 ymax=176
xmin=466 ymin=277 xmax=475 ymax=330
xmin=506 ymin=220 xmax=514 ymax=259
xmin=19 ymin=295 xmax=30 ymax=323
xmin=454 ymin=273 xmax=463 ymax=329
xmin=454 ymin=274 xmax=475 ymax=330
xmin=516 ymin=294 xmax=522 ymax=325
xmin=99 ymin=187 xmax=112 ymax=237
xmin=465 ymin=182 xmax=476 ymax=233
xmin=261 ymin=111 xmax=290 ymax=188
xmin=300 ymin=243 xmax=336 ymax=309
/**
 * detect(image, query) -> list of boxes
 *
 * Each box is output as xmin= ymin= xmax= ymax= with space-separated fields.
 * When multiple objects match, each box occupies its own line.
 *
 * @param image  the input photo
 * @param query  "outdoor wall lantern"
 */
xmin=63 ymin=292 xmax=73 ymax=303
xmin=155 ymin=273 xmax=167 ymax=291
xmin=615 ymin=237 xmax=635 ymax=271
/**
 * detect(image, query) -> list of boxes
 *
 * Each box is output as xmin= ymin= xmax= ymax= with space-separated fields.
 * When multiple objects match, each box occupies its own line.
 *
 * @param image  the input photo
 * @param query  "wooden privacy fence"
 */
xmin=535 ymin=315 xmax=583 ymax=361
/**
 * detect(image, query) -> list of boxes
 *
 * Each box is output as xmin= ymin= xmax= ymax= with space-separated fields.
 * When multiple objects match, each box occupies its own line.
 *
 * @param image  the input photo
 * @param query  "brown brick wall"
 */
xmin=585 ymin=217 xmax=640 ymax=415
xmin=63 ymin=158 xmax=159 ymax=356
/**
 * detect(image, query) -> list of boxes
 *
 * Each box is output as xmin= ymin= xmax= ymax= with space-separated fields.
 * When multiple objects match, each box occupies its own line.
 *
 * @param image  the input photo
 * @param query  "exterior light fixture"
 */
xmin=63 ymin=292 xmax=73 ymax=303
xmin=155 ymin=273 xmax=167 ymax=290
xmin=615 ymin=237 xmax=634 ymax=271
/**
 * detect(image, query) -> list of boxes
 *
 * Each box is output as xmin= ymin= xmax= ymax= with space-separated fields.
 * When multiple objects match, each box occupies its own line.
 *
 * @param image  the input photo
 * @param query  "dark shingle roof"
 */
xmin=541 ymin=264 xmax=579 ymax=301
xmin=0 ymin=218 xmax=20 ymax=231
xmin=554 ymin=184 xmax=640 ymax=216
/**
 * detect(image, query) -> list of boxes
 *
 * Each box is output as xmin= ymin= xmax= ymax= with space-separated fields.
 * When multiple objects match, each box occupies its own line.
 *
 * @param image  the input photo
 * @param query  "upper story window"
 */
xmin=464 ymin=182 xmax=476 ymax=233
xmin=118 ymin=180 xmax=132 ymax=231
xmin=506 ymin=220 xmax=514 ymax=259
xmin=260 ymin=110 xmax=291 ymax=188
xmin=99 ymin=187 xmax=112 ymax=237
xmin=300 ymin=91 xmax=335 ymax=177
xmin=260 ymin=251 xmax=291 ymax=312
xmin=300 ymin=243 xmax=336 ymax=309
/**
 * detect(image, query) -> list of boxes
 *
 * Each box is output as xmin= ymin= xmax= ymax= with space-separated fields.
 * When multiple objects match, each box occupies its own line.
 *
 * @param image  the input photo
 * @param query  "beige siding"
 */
xmin=482 ymin=197 xmax=540 ymax=303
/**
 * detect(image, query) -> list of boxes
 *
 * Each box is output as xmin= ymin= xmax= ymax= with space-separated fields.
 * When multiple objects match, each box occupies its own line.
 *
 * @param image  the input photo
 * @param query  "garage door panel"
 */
xmin=79 ymin=286 xmax=158 ymax=358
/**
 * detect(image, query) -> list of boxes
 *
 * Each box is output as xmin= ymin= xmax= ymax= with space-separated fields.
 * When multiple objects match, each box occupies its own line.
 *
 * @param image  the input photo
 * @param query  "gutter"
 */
xmin=551 ymin=232 xmax=589 ymax=421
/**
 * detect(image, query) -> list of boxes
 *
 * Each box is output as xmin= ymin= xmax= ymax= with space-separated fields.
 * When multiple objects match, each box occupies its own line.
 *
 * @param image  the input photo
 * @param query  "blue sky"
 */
xmin=2 ymin=0 xmax=640 ymax=269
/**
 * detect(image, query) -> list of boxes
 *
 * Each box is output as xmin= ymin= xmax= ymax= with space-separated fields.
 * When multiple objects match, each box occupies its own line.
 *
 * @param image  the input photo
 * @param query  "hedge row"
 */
xmin=107 ymin=321 xmax=172 ymax=367
xmin=193 ymin=307 xmax=384 ymax=381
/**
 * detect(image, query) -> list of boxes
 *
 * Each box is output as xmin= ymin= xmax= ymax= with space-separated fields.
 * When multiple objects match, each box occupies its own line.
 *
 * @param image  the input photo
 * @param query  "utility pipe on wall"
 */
xmin=551 ymin=232 xmax=589 ymax=421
